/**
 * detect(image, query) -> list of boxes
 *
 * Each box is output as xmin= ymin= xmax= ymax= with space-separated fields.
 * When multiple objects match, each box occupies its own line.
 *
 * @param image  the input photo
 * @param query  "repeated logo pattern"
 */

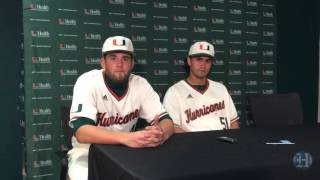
xmin=23 ymin=0 xmax=276 ymax=179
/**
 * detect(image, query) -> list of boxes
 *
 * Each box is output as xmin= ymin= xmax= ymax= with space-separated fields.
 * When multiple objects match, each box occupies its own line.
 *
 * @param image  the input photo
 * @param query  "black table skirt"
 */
xmin=88 ymin=126 xmax=320 ymax=180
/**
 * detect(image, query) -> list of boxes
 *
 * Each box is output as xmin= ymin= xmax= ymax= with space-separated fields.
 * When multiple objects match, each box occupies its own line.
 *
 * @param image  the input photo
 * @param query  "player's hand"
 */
xmin=121 ymin=131 xmax=153 ymax=148
xmin=143 ymin=125 xmax=164 ymax=147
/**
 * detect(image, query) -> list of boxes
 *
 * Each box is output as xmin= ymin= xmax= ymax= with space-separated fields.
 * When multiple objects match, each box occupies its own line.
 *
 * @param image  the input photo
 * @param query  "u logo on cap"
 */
xmin=113 ymin=39 xmax=126 ymax=46
xmin=199 ymin=44 xmax=210 ymax=50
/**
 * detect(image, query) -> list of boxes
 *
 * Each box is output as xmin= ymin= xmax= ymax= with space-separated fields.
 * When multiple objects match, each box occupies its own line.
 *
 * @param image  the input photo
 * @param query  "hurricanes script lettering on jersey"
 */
xmin=96 ymin=109 xmax=139 ymax=127
xmin=184 ymin=101 xmax=225 ymax=123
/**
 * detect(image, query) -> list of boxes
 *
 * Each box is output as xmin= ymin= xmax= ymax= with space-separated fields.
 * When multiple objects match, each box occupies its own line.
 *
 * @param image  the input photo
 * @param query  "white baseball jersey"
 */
xmin=163 ymin=79 xmax=238 ymax=132
xmin=68 ymin=69 xmax=167 ymax=180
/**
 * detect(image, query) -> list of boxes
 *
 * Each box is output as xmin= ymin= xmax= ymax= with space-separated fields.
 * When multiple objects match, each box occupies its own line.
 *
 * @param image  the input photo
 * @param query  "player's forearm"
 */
xmin=75 ymin=125 xmax=128 ymax=144
xmin=230 ymin=120 xmax=240 ymax=129
xmin=159 ymin=119 xmax=174 ymax=141
xmin=173 ymin=125 xmax=186 ymax=133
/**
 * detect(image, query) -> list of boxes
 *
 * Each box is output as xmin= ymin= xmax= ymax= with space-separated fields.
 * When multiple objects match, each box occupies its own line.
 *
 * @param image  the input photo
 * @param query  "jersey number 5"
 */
xmin=220 ymin=117 xmax=229 ymax=130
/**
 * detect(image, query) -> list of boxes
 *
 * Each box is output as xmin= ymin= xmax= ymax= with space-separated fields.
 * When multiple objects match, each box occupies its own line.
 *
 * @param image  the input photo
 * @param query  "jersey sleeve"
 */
xmin=69 ymin=74 xmax=98 ymax=128
xmin=163 ymin=86 xmax=182 ymax=126
xmin=138 ymin=78 xmax=169 ymax=123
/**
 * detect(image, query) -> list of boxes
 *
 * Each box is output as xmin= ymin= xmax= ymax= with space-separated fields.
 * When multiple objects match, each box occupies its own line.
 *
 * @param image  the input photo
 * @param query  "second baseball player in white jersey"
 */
xmin=163 ymin=79 xmax=238 ymax=132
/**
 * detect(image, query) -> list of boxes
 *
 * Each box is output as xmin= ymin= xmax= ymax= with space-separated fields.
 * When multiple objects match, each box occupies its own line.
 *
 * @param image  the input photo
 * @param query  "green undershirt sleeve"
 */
xmin=71 ymin=117 xmax=95 ymax=134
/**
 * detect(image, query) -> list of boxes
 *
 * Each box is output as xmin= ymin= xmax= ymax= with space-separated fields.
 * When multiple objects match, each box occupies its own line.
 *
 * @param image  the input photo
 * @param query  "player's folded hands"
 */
xmin=143 ymin=125 xmax=164 ymax=147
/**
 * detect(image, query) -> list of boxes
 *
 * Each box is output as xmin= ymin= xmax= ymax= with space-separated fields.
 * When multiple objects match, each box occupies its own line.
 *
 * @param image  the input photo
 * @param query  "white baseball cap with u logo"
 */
xmin=188 ymin=41 xmax=215 ymax=58
xmin=102 ymin=36 xmax=134 ymax=55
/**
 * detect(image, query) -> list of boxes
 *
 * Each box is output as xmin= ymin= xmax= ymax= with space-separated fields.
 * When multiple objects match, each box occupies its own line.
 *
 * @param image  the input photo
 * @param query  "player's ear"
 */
xmin=100 ymin=56 xmax=105 ymax=68
xmin=187 ymin=57 xmax=192 ymax=66
xmin=130 ymin=58 xmax=135 ymax=70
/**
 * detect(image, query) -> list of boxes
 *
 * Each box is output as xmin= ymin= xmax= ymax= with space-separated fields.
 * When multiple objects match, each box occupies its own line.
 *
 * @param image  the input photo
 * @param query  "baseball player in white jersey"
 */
xmin=163 ymin=41 xmax=239 ymax=133
xmin=67 ymin=36 xmax=174 ymax=180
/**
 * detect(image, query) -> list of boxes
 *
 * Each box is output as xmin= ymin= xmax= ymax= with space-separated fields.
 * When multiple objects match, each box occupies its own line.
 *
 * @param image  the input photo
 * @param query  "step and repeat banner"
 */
xmin=23 ymin=0 xmax=277 ymax=179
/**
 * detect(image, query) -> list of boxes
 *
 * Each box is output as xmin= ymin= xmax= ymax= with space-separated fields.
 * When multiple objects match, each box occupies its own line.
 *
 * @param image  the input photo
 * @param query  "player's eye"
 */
xmin=108 ymin=55 xmax=117 ymax=61
xmin=122 ymin=56 xmax=131 ymax=61
xmin=195 ymin=57 xmax=203 ymax=61
xmin=205 ymin=58 xmax=213 ymax=63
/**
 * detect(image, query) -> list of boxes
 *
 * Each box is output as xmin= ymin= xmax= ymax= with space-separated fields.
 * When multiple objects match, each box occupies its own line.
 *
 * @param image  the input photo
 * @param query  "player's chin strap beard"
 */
xmin=104 ymin=72 xmax=129 ymax=97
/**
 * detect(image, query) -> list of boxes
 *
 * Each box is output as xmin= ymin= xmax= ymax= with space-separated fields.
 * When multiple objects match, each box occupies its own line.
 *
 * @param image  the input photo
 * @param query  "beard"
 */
xmin=191 ymin=69 xmax=209 ymax=79
xmin=105 ymin=69 xmax=130 ymax=83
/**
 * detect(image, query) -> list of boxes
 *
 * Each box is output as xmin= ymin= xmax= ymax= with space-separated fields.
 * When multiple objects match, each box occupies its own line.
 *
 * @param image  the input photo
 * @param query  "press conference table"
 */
xmin=88 ymin=126 xmax=320 ymax=180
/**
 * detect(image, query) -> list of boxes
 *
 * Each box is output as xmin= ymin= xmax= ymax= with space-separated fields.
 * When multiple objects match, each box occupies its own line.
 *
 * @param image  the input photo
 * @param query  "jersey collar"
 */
xmin=184 ymin=79 xmax=209 ymax=95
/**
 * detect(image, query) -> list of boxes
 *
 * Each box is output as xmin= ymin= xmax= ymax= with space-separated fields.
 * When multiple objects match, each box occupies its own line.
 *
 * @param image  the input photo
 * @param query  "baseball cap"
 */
xmin=188 ymin=41 xmax=215 ymax=58
xmin=102 ymin=36 xmax=134 ymax=55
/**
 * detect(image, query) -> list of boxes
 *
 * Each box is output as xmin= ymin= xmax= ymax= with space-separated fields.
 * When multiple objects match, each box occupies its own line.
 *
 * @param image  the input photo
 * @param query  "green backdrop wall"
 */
xmin=0 ymin=0 xmax=22 ymax=179
xmin=22 ymin=0 xmax=277 ymax=179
